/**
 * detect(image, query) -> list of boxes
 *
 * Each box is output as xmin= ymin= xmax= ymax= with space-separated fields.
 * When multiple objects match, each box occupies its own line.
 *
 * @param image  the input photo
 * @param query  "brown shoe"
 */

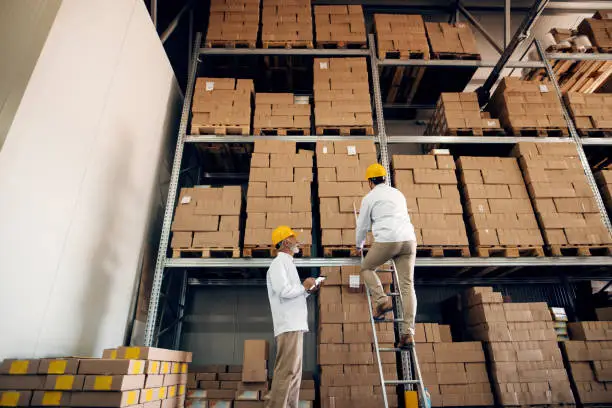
xmin=397 ymin=333 xmax=414 ymax=349
xmin=373 ymin=297 xmax=393 ymax=321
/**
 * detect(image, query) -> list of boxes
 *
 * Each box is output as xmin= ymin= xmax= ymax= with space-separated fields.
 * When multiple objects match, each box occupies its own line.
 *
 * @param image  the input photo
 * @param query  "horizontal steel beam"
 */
xmin=387 ymin=136 xmax=573 ymax=144
xmin=580 ymin=138 xmax=612 ymax=146
xmin=379 ymin=59 xmax=544 ymax=68
xmin=185 ymin=135 xmax=379 ymax=143
xmin=547 ymin=53 xmax=612 ymax=61
xmin=199 ymin=48 xmax=369 ymax=56
xmin=311 ymin=0 xmax=612 ymax=11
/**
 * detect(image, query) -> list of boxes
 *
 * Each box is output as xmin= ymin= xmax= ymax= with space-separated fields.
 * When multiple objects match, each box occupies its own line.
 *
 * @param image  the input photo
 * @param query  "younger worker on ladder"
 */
xmin=356 ymin=163 xmax=418 ymax=348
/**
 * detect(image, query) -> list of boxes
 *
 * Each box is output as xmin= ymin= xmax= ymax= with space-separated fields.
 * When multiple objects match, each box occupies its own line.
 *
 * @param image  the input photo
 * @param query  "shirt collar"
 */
xmin=277 ymin=251 xmax=294 ymax=262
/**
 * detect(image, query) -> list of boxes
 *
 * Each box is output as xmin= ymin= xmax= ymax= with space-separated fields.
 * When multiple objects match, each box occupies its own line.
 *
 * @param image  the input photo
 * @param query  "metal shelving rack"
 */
xmin=144 ymin=3 xmax=612 ymax=346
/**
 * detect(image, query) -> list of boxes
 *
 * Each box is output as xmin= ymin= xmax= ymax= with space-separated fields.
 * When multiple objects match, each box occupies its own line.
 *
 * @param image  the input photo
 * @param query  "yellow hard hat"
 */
xmin=271 ymin=225 xmax=297 ymax=246
xmin=365 ymin=163 xmax=387 ymax=180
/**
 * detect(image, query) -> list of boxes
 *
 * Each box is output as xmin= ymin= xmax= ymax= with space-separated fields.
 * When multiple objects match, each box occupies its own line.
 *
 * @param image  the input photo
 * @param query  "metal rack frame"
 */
xmin=144 ymin=3 xmax=612 ymax=346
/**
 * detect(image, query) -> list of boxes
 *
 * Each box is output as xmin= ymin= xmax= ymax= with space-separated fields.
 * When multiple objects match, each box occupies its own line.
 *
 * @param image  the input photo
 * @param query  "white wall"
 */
xmin=0 ymin=0 xmax=181 ymax=358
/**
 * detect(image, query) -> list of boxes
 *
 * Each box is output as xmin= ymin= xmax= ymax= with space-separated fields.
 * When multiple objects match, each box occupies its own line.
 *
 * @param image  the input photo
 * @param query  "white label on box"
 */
xmin=319 ymin=62 xmax=328 ymax=70
xmin=539 ymin=84 xmax=549 ymax=93
xmin=322 ymin=147 xmax=328 ymax=154
xmin=181 ymin=196 xmax=192 ymax=204
xmin=349 ymin=275 xmax=360 ymax=288
xmin=487 ymin=120 xmax=496 ymax=127
xmin=347 ymin=146 xmax=357 ymax=155
xmin=205 ymin=81 xmax=215 ymax=91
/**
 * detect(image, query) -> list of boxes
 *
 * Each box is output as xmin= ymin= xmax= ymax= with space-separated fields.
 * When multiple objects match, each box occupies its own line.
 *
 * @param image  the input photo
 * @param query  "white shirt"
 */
xmin=266 ymin=252 xmax=309 ymax=337
xmin=356 ymin=183 xmax=416 ymax=245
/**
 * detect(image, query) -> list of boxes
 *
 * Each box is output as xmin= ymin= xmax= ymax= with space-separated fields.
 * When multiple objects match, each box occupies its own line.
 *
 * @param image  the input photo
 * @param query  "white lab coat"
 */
xmin=266 ymin=252 xmax=309 ymax=337
xmin=356 ymin=183 xmax=416 ymax=245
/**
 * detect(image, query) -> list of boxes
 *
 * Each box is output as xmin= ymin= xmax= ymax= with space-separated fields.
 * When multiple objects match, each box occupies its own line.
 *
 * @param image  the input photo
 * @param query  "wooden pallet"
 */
xmin=416 ymin=246 xmax=471 ymax=257
xmin=243 ymin=245 xmax=312 ymax=258
xmin=204 ymin=40 xmax=256 ymax=49
xmin=263 ymin=40 xmax=314 ymax=49
xmin=475 ymin=246 xmax=545 ymax=258
xmin=548 ymin=245 xmax=612 ymax=257
xmin=253 ymin=127 xmax=310 ymax=136
xmin=508 ymin=127 xmax=569 ymax=137
xmin=172 ymin=247 xmax=240 ymax=258
xmin=427 ymin=125 xmax=507 ymax=137
xmin=379 ymin=49 xmax=429 ymax=60
xmin=316 ymin=40 xmax=367 ymax=49
xmin=315 ymin=126 xmax=374 ymax=136
xmin=190 ymin=124 xmax=250 ymax=135
xmin=323 ymin=246 xmax=360 ymax=257
xmin=431 ymin=52 xmax=481 ymax=60
xmin=578 ymin=128 xmax=612 ymax=138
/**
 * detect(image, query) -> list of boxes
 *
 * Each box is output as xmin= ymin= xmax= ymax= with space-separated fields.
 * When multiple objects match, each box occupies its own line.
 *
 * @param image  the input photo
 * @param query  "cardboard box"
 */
xmin=242 ymin=340 xmax=269 ymax=383
xmin=0 ymin=374 xmax=46 ymax=390
xmin=78 ymin=360 xmax=145 ymax=375
xmin=71 ymin=390 xmax=140 ymax=407
xmin=0 ymin=359 xmax=40 ymax=375
xmin=0 ymin=391 xmax=32 ymax=407
xmin=82 ymin=375 xmax=146 ymax=391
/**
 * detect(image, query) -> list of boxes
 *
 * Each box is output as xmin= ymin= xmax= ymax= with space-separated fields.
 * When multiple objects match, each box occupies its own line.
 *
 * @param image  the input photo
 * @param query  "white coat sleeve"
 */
xmin=269 ymin=261 xmax=306 ymax=300
xmin=355 ymin=195 xmax=371 ymax=246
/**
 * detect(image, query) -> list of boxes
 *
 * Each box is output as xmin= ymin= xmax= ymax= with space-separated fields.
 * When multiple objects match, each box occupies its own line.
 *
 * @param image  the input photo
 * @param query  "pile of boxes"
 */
xmin=463 ymin=287 xmax=575 ymax=406
xmin=415 ymin=323 xmax=494 ymax=406
xmin=392 ymin=152 xmax=469 ymax=248
xmin=563 ymin=322 xmax=612 ymax=404
xmin=191 ymin=78 xmax=254 ymax=135
xmin=313 ymin=58 xmax=373 ymax=132
xmin=0 ymin=347 xmax=190 ymax=408
xmin=205 ymin=0 xmax=259 ymax=47
xmin=579 ymin=13 xmax=612 ymax=51
xmin=425 ymin=93 xmax=502 ymax=135
xmin=245 ymin=141 xmax=313 ymax=253
xmin=373 ymin=14 xmax=429 ymax=59
xmin=170 ymin=186 xmax=241 ymax=252
xmin=316 ymin=140 xmax=375 ymax=248
xmin=564 ymin=92 xmax=612 ymax=130
xmin=514 ymin=142 xmax=612 ymax=248
xmin=318 ymin=276 xmax=398 ymax=408
xmin=596 ymin=169 xmax=612 ymax=211
xmin=487 ymin=78 xmax=567 ymax=134
xmin=457 ymin=155 xmax=544 ymax=249
xmin=314 ymin=6 xmax=366 ymax=47
xmin=262 ymin=0 xmax=312 ymax=47
xmin=253 ymin=93 xmax=311 ymax=134
xmin=425 ymin=23 xmax=478 ymax=56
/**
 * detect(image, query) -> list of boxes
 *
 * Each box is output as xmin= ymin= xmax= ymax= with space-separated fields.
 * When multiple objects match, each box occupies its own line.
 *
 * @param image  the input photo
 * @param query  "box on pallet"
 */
xmin=426 ymin=93 xmax=501 ymax=135
xmin=314 ymin=6 xmax=365 ymax=45
xmin=206 ymin=0 xmax=260 ymax=46
xmin=425 ymin=22 xmax=478 ymax=55
xmin=262 ymin=0 xmax=313 ymax=46
xmin=253 ymin=93 xmax=311 ymax=133
xmin=373 ymin=14 xmax=429 ymax=59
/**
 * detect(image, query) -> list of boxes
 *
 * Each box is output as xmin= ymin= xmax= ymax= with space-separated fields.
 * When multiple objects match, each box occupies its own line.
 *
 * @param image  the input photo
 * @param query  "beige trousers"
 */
xmin=265 ymin=331 xmax=304 ymax=408
xmin=361 ymin=241 xmax=417 ymax=335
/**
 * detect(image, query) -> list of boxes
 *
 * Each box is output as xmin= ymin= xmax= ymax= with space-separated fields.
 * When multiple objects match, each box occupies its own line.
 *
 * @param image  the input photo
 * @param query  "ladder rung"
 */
xmin=376 ymin=318 xmax=403 ymax=323
xmin=378 ymin=347 xmax=401 ymax=352
xmin=384 ymin=379 xmax=421 ymax=385
xmin=377 ymin=268 xmax=393 ymax=272
xmin=387 ymin=292 xmax=400 ymax=296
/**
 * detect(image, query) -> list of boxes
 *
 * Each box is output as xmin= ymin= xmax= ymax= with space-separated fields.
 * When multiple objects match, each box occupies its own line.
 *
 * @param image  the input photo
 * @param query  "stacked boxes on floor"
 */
xmin=463 ymin=287 xmax=575 ymax=406
xmin=596 ymin=169 xmax=612 ymax=211
xmin=514 ymin=142 xmax=612 ymax=248
xmin=317 ymin=273 xmax=398 ymax=408
xmin=186 ymin=365 xmax=244 ymax=407
xmin=316 ymin=140 xmax=375 ymax=248
xmin=205 ymin=0 xmax=259 ymax=47
xmin=425 ymin=23 xmax=478 ymax=56
xmin=487 ymin=78 xmax=567 ymax=135
xmin=245 ymin=141 xmax=313 ymax=253
xmin=392 ymin=153 xmax=469 ymax=248
xmin=262 ymin=0 xmax=312 ymax=47
xmin=313 ymin=58 xmax=373 ymax=132
xmin=240 ymin=340 xmax=270 ymax=407
xmin=563 ymin=322 xmax=612 ymax=404
xmin=0 ymin=347 xmax=190 ymax=408
xmin=191 ymin=78 xmax=254 ymax=135
xmin=373 ymin=14 xmax=429 ymax=59
xmin=564 ymin=92 xmax=612 ymax=131
xmin=457 ymin=155 xmax=544 ymax=249
xmin=425 ymin=93 xmax=501 ymax=135
xmin=579 ymin=15 xmax=612 ymax=51
xmin=253 ymin=93 xmax=311 ymax=134
xmin=170 ymin=186 xmax=241 ymax=252
xmin=415 ymin=323 xmax=494 ymax=406
xmin=314 ymin=6 xmax=366 ymax=47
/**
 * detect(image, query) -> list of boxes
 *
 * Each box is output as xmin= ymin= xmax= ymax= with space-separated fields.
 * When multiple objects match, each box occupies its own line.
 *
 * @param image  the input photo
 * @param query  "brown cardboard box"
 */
xmin=71 ymin=390 xmax=140 ymax=407
xmin=30 ymin=391 xmax=71 ymax=406
xmin=242 ymin=340 xmax=269 ymax=382
xmin=0 ymin=391 xmax=32 ymax=406
xmin=42 ymin=375 xmax=85 ymax=391
xmin=83 ymin=375 xmax=146 ymax=391
xmin=0 ymin=375 xmax=46 ymax=390
xmin=38 ymin=359 xmax=80 ymax=375
xmin=0 ymin=359 xmax=41 ymax=375
xmin=78 ymin=359 xmax=145 ymax=375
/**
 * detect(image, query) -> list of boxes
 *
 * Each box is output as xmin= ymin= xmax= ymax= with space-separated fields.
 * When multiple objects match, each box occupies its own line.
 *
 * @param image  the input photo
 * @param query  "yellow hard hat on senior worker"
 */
xmin=271 ymin=225 xmax=297 ymax=246
xmin=365 ymin=163 xmax=387 ymax=180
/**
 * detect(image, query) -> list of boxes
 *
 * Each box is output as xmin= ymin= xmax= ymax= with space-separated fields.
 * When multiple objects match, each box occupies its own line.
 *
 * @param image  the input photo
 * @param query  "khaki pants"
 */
xmin=265 ymin=331 xmax=304 ymax=408
xmin=361 ymin=241 xmax=417 ymax=335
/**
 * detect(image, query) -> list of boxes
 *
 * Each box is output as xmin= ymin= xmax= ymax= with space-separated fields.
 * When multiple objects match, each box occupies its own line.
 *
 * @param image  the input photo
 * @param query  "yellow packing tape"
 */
xmin=160 ymin=362 xmax=170 ymax=374
xmin=9 ymin=361 xmax=28 ymax=375
xmin=159 ymin=387 xmax=167 ymax=399
xmin=145 ymin=389 xmax=153 ymax=402
xmin=181 ymin=363 xmax=188 ymax=373
xmin=55 ymin=376 xmax=74 ymax=390
xmin=94 ymin=376 xmax=113 ymax=391
xmin=179 ymin=385 xmax=185 ymax=395
xmin=123 ymin=347 xmax=141 ymax=359
xmin=168 ymin=386 xmax=176 ymax=398
xmin=47 ymin=361 xmax=67 ymax=375
xmin=42 ymin=392 xmax=62 ymax=406
xmin=126 ymin=391 xmax=137 ymax=406
xmin=131 ymin=361 xmax=143 ymax=375
xmin=151 ymin=361 xmax=159 ymax=374
xmin=110 ymin=350 xmax=117 ymax=359
xmin=0 ymin=392 xmax=20 ymax=407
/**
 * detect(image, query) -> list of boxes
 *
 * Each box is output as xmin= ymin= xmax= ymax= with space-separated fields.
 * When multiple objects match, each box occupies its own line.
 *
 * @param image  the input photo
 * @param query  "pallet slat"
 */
xmin=243 ymin=246 xmax=312 ymax=258
xmin=475 ymin=246 xmax=545 ymax=258
xmin=262 ymin=41 xmax=314 ymax=49
xmin=172 ymin=247 xmax=240 ymax=258
xmin=253 ymin=127 xmax=310 ymax=136
xmin=548 ymin=245 xmax=612 ymax=257
xmin=315 ymin=126 xmax=374 ymax=136
xmin=416 ymin=246 xmax=471 ymax=258
xmin=190 ymin=124 xmax=250 ymax=136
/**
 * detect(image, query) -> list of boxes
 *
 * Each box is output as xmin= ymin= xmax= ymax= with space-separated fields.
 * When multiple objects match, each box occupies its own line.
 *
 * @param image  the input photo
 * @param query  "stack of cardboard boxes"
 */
xmin=457 ymin=155 xmax=544 ymax=251
xmin=564 ymin=92 xmax=612 ymax=131
xmin=563 ymin=322 xmax=612 ymax=404
xmin=170 ymin=186 xmax=241 ymax=254
xmin=205 ymin=0 xmax=259 ymax=47
xmin=425 ymin=23 xmax=479 ymax=56
xmin=463 ymin=287 xmax=575 ymax=406
xmin=253 ymin=93 xmax=311 ymax=135
xmin=313 ymin=58 xmax=373 ymax=133
xmin=244 ymin=141 xmax=313 ymax=254
xmin=262 ymin=0 xmax=312 ymax=48
xmin=186 ymin=364 xmax=243 ymax=407
xmin=316 ymin=140 xmax=375 ymax=250
xmin=373 ymin=14 xmax=429 ymax=59
xmin=0 ymin=347 xmax=190 ymax=408
xmin=425 ymin=93 xmax=502 ymax=135
xmin=514 ymin=142 xmax=612 ymax=249
xmin=596 ymin=169 xmax=612 ymax=211
xmin=318 ymin=280 xmax=398 ymax=408
xmin=314 ymin=6 xmax=366 ymax=47
xmin=392 ymin=153 xmax=470 ymax=249
xmin=415 ymin=323 xmax=494 ymax=406
xmin=579 ymin=13 xmax=612 ymax=52
xmin=487 ymin=78 xmax=567 ymax=135
xmin=191 ymin=78 xmax=254 ymax=135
